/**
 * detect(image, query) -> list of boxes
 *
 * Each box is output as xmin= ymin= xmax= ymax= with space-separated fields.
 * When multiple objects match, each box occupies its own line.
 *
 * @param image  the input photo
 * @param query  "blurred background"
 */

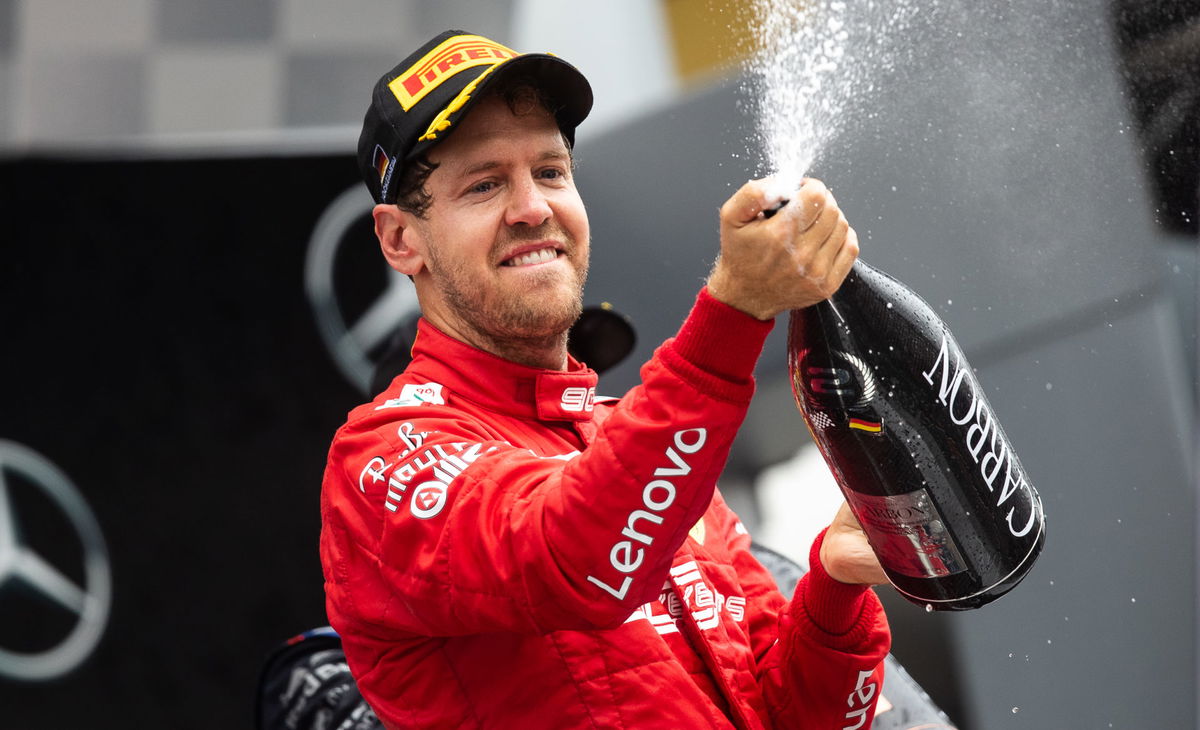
xmin=0 ymin=0 xmax=1195 ymax=728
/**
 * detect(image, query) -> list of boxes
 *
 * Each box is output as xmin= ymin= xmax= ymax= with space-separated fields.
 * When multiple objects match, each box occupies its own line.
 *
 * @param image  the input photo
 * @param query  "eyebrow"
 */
xmin=458 ymin=150 xmax=571 ymax=178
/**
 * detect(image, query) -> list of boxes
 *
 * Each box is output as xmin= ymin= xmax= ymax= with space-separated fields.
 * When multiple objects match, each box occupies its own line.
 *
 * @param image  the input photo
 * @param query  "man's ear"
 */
xmin=374 ymin=204 xmax=426 ymax=276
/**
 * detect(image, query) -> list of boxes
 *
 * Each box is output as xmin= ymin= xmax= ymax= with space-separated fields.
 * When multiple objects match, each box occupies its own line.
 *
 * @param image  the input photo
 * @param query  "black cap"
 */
xmin=357 ymin=30 xmax=594 ymax=204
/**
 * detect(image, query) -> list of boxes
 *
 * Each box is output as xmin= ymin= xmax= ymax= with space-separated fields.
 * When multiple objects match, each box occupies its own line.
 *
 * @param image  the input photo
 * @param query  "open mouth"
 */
xmin=502 ymin=247 xmax=560 ymax=267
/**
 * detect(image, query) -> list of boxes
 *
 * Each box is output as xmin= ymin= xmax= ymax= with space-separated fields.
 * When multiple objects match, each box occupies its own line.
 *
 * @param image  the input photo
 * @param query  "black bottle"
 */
xmin=787 ymin=259 xmax=1045 ymax=610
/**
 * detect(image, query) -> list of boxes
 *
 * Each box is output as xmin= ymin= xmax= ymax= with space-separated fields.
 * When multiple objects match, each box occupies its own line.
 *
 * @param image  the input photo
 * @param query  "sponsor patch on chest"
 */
xmin=376 ymin=382 xmax=446 ymax=409
xmin=624 ymin=561 xmax=747 ymax=635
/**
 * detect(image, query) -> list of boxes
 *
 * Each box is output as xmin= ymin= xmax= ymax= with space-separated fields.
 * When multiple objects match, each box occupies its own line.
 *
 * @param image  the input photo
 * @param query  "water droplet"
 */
xmin=1008 ymin=652 xmax=1014 ymax=658
xmin=1131 ymin=597 xmax=1136 ymax=603
xmin=1012 ymin=707 xmax=1020 ymax=714
xmin=947 ymin=299 xmax=953 ymax=306
xmin=886 ymin=302 xmax=893 ymax=309
xmin=1045 ymin=383 xmax=1053 ymax=391
xmin=925 ymin=603 xmax=933 ymax=613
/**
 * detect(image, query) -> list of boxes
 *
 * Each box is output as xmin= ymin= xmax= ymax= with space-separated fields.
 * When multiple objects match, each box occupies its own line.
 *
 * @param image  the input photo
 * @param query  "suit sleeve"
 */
xmin=714 ymin=501 xmax=891 ymax=729
xmin=321 ymin=289 xmax=774 ymax=638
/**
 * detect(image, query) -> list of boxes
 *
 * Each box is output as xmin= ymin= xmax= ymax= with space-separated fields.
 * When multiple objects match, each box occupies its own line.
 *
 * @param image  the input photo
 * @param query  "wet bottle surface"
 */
xmin=788 ymin=259 xmax=1045 ymax=610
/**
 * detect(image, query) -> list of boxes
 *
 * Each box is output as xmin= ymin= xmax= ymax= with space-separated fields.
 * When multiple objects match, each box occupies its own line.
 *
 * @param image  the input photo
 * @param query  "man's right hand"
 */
xmin=705 ymin=177 xmax=859 ymax=320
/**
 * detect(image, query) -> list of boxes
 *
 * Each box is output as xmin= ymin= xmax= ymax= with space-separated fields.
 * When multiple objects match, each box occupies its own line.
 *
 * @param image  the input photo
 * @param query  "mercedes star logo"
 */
xmin=305 ymin=184 xmax=421 ymax=394
xmin=0 ymin=440 xmax=111 ymax=681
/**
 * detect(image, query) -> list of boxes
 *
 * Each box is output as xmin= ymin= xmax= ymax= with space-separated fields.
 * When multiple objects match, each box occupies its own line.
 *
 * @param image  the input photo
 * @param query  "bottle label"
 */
xmin=921 ymin=331 xmax=1041 ymax=540
xmin=845 ymin=488 xmax=968 ymax=579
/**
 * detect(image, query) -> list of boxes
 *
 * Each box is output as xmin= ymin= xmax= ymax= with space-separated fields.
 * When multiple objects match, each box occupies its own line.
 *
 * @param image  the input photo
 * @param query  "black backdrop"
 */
xmin=1 ymin=155 xmax=366 ymax=729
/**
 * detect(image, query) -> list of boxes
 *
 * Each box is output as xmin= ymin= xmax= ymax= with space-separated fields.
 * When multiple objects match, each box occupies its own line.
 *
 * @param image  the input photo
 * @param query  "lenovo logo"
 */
xmin=843 ymin=669 xmax=878 ymax=729
xmin=586 ymin=428 xmax=708 ymax=601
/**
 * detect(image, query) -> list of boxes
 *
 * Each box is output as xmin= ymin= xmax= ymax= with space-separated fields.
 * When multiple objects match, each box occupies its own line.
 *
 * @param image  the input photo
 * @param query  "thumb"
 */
xmin=720 ymin=179 xmax=787 ymax=228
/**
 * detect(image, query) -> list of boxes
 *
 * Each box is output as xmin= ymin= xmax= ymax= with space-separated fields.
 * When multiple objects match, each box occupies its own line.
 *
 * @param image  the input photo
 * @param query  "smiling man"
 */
xmin=320 ymin=30 xmax=891 ymax=730
xmin=374 ymin=85 xmax=590 ymax=369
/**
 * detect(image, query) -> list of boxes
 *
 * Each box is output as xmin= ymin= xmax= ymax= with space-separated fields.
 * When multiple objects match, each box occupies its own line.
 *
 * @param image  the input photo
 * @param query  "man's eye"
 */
xmin=469 ymin=181 xmax=496 ymax=194
xmin=538 ymin=168 xmax=565 ymax=180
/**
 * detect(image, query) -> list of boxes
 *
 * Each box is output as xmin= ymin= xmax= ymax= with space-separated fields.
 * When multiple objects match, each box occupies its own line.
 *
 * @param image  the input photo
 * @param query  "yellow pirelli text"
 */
xmin=389 ymin=35 xmax=518 ymax=110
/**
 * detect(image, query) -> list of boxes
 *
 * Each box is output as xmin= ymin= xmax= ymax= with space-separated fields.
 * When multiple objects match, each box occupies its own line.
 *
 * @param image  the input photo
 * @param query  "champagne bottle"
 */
xmin=787 ymin=259 xmax=1045 ymax=610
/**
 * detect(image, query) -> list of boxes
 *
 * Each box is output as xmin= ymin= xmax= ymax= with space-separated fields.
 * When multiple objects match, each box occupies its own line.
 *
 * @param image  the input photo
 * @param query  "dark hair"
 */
xmin=393 ymin=155 xmax=439 ymax=218
xmin=392 ymin=77 xmax=573 ymax=219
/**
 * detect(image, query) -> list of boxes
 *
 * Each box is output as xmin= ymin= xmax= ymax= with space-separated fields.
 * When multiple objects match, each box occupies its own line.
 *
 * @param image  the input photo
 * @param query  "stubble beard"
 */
xmin=426 ymin=223 xmax=589 ymax=364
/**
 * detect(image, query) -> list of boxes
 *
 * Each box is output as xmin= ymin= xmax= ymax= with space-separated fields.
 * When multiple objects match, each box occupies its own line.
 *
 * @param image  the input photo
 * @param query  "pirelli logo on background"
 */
xmin=390 ymin=35 xmax=519 ymax=110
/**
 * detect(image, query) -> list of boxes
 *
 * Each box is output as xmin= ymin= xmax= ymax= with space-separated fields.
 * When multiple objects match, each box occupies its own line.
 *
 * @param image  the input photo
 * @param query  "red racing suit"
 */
xmin=320 ymin=288 xmax=890 ymax=729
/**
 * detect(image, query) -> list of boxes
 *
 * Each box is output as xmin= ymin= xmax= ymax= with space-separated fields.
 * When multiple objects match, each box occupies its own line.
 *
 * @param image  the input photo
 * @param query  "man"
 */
xmin=321 ymin=30 xmax=890 ymax=729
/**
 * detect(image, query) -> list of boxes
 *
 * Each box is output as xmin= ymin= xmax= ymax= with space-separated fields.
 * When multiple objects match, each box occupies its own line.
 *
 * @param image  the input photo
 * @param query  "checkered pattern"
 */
xmin=809 ymin=410 xmax=834 ymax=432
xmin=0 ymin=0 xmax=705 ymax=152
xmin=0 ymin=0 xmax=521 ymax=148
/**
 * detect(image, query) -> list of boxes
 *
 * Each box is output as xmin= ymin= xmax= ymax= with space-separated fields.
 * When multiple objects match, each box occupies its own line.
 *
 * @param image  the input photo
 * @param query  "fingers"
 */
xmin=719 ymin=183 xmax=768 ymax=228
xmin=786 ymin=180 xmax=859 ymax=302
xmin=823 ymin=501 xmax=889 ymax=585
xmin=829 ymin=226 xmax=860 ymax=287
xmin=720 ymin=178 xmax=791 ymax=228
xmin=791 ymin=186 xmax=853 ymax=287
xmin=799 ymin=198 xmax=845 ymax=259
xmin=831 ymin=500 xmax=861 ymax=531
xmin=793 ymin=178 xmax=830 ymax=231
xmin=711 ymin=175 xmax=859 ymax=317
xmin=723 ymin=176 xmax=833 ymax=234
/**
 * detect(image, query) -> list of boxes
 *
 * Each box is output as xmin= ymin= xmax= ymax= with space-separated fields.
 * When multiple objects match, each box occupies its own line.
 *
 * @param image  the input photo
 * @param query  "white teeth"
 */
xmin=505 ymin=248 xmax=557 ymax=267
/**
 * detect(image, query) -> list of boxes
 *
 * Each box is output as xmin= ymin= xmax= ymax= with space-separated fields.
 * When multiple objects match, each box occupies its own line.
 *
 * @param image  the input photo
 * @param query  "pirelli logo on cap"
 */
xmin=389 ymin=34 xmax=519 ymax=111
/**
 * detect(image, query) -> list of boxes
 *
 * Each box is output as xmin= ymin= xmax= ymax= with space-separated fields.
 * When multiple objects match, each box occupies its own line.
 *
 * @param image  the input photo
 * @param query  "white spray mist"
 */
xmin=745 ymin=0 xmax=919 ymax=190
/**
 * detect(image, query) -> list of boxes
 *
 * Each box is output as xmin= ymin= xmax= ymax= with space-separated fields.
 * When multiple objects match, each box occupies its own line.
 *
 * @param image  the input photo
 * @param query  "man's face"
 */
xmin=404 ymin=94 xmax=590 ymax=352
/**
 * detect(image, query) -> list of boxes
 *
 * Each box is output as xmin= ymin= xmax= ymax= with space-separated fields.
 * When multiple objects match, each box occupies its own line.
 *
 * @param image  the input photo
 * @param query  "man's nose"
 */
xmin=504 ymin=176 xmax=552 ymax=227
